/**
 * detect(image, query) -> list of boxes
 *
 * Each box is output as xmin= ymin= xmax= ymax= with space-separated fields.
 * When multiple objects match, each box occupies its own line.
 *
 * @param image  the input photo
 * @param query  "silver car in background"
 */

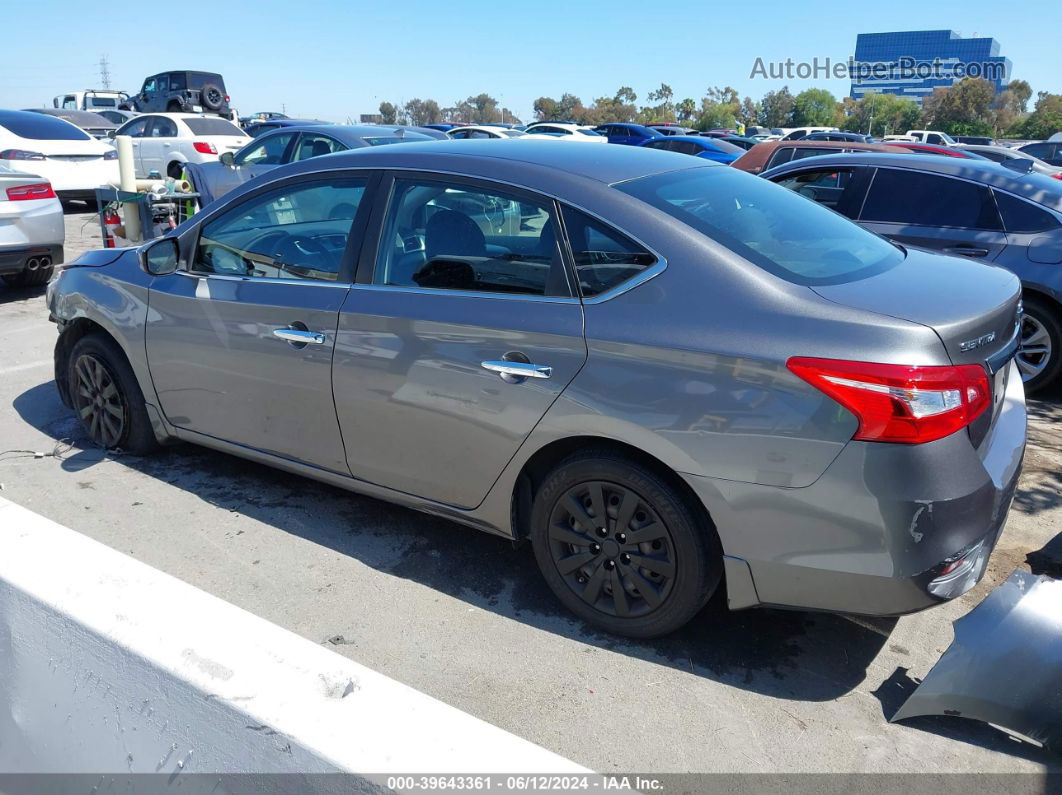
xmin=0 ymin=169 xmax=63 ymax=287
xmin=47 ymin=141 xmax=1025 ymax=637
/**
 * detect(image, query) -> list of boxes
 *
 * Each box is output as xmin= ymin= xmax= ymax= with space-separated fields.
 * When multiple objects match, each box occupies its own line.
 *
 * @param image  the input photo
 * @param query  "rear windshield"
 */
xmin=0 ymin=111 xmax=90 ymax=141
xmin=183 ymin=118 xmax=244 ymax=136
xmin=705 ymin=138 xmax=743 ymax=154
xmin=87 ymin=97 xmax=118 ymax=108
xmin=617 ymin=166 xmax=904 ymax=286
xmin=187 ymin=72 xmax=226 ymax=89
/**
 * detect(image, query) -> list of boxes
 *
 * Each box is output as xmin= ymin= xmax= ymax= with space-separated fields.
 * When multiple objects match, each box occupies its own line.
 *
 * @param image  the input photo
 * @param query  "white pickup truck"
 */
xmin=54 ymin=90 xmax=130 ymax=114
xmin=905 ymin=129 xmax=958 ymax=146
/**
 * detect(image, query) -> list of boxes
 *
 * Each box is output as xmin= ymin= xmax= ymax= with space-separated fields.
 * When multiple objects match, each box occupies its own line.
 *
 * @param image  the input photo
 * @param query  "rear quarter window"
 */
xmin=993 ymin=191 xmax=1061 ymax=233
xmin=861 ymin=169 xmax=1002 ymax=230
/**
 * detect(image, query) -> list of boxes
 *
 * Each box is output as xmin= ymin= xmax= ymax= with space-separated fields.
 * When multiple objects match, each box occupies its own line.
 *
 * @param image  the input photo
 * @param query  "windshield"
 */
xmin=617 ymin=167 xmax=904 ymax=286
xmin=184 ymin=118 xmax=245 ymax=136
xmin=501 ymin=130 xmax=524 ymax=137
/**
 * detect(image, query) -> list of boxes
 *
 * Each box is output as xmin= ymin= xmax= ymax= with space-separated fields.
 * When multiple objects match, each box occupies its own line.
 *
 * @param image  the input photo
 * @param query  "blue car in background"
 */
xmin=592 ymin=122 xmax=661 ymax=146
xmin=640 ymin=135 xmax=743 ymax=164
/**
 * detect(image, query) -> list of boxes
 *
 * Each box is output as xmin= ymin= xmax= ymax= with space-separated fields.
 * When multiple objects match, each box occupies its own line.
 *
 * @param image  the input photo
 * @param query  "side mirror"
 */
xmin=1001 ymin=158 xmax=1036 ymax=175
xmin=107 ymin=130 xmax=116 ymax=140
xmin=220 ymin=151 xmax=235 ymax=167
xmin=138 ymin=237 xmax=179 ymax=276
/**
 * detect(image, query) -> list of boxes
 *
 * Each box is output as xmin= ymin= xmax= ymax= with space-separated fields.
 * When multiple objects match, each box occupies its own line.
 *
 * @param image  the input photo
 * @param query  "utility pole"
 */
xmin=99 ymin=55 xmax=112 ymax=89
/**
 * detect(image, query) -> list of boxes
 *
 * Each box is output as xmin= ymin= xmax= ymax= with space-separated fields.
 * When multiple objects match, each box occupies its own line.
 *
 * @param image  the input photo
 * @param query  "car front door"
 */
xmin=116 ymin=116 xmax=151 ymax=176
xmin=139 ymin=115 xmax=178 ymax=177
xmin=857 ymin=167 xmax=1009 ymax=261
xmin=332 ymin=173 xmax=587 ymax=508
xmin=145 ymin=173 xmax=376 ymax=473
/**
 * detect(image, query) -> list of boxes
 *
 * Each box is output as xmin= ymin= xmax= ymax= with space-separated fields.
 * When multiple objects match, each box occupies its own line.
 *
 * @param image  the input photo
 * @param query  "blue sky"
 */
xmin=7 ymin=1 xmax=1059 ymax=122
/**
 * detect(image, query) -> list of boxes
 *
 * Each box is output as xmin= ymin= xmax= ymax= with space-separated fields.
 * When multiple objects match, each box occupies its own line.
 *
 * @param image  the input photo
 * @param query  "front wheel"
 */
xmin=1017 ymin=297 xmax=1061 ymax=393
xmin=530 ymin=450 xmax=722 ymax=638
xmin=67 ymin=333 xmax=160 ymax=454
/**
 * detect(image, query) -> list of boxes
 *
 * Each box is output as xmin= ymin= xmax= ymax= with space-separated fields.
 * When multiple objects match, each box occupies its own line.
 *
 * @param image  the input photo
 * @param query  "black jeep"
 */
xmin=122 ymin=71 xmax=233 ymax=118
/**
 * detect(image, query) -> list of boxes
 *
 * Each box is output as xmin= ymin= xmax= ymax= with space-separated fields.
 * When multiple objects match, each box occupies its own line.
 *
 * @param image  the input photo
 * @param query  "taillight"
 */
xmin=193 ymin=141 xmax=217 ymax=154
xmin=5 ymin=183 xmax=56 ymax=201
xmin=0 ymin=149 xmax=46 ymax=160
xmin=224 ymin=95 xmax=230 ymax=103
xmin=1052 ymin=173 xmax=1062 ymax=181
xmin=787 ymin=357 xmax=991 ymax=444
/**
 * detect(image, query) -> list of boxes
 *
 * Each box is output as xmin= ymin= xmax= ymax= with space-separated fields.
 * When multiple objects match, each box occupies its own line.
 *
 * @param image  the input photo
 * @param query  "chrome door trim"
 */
xmin=176 ymin=270 xmax=353 ymax=289
xmin=347 ymin=282 xmax=580 ymax=304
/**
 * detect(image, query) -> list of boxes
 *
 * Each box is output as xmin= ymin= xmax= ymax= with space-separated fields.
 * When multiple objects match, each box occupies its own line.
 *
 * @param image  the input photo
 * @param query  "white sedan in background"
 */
xmin=446 ymin=126 xmax=559 ymax=140
xmin=522 ymin=123 xmax=607 ymax=142
xmin=0 ymin=109 xmax=118 ymax=205
xmin=114 ymin=113 xmax=250 ymax=179
xmin=0 ymin=168 xmax=63 ymax=287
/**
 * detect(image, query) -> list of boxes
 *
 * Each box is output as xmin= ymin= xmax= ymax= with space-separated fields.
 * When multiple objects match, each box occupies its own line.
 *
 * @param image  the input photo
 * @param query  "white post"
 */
xmin=115 ymin=135 xmax=141 ymax=242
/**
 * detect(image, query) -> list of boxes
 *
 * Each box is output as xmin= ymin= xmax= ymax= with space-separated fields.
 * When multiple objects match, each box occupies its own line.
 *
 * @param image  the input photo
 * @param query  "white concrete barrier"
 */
xmin=0 ymin=497 xmax=585 ymax=777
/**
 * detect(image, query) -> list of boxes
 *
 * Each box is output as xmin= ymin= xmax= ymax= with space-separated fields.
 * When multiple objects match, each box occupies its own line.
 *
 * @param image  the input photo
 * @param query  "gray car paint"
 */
xmin=892 ymin=569 xmax=1061 ymax=754
xmin=47 ymin=140 xmax=1028 ymax=617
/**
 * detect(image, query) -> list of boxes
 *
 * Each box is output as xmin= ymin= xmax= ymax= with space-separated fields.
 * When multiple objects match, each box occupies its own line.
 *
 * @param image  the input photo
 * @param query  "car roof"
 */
xmin=253 ymin=124 xmax=436 ymax=144
xmin=648 ymin=135 xmax=713 ymax=145
xmin=762 ymin=152 xmax=1062 ymax=212
xmin=280 ymin=138 xmax=707 ymax=186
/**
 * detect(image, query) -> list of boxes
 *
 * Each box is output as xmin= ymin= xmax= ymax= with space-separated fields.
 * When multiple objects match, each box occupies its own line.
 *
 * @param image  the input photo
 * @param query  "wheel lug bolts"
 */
xmin=576 ymin=574 xmax=587 ymax=584
xmin=590 ymin=543 xmax=601 ymax=553
xmin=604 ymin=560 xmax=615 ymax=570
xmin=620 ymin=553 xmax=631 ymax=564
xmin=616 ymin=533 xmax=626 ymax=543
xmin=596 ymin=528 xmax=607 ymax=538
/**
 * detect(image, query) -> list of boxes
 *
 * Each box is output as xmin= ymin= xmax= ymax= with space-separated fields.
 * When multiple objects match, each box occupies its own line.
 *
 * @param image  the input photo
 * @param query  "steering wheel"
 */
xmin=273 ymin=233 xmax=331 ymax=267
xmin=484 ymin=196 xmax=506 ymax=230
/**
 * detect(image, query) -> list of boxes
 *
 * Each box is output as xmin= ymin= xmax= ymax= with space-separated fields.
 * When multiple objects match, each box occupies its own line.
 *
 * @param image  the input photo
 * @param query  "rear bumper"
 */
xmin=0 ymin=244 xmax=63 ymax=276
xmin=686 ymin=360 xmax=1027 ymax=616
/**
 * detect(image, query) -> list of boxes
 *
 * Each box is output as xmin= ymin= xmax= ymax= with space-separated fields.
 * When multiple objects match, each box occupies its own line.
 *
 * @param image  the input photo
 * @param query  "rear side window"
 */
xmin=0 ymin=111 xmax=90 ymax=141
xmin=773 ymin=168 xmax=856 ymax=215
xmin=861 ymin=169 xmax=1002 ymax=230
xmin=993 ymin=191 xmax=1061 ymax=233
xmin=790 ymin=147 xmax=832 ymax=161
xmin=184 ymin=118 xmax=244 ymax=136
xmin=1019 ymin=143 xmax=1051 ymax=159
xmin=561 ymin=207 xmax=656 ymax=297
xmin=617 ymin=166 xmax=903 ymax=286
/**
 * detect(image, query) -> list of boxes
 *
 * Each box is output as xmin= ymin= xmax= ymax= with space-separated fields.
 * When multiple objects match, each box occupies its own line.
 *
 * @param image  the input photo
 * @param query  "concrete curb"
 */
xmin=0 ymin=497 xmax=586 ymax=775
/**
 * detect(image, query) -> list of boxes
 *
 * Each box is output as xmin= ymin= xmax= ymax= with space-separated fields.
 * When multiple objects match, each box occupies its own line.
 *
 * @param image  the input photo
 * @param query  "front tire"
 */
xmin=530 ymin=450 xmax=722 ymax=638
xmin=1017 ymin=297 xmax=1061 ymax=393
xmin=67 ymin=333 xmax=159 ymax=455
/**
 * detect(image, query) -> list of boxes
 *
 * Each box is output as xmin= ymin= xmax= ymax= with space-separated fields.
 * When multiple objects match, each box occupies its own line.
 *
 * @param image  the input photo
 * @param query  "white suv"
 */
xmin=113 ymin=113 xmax=250 ymax=178
xmin=905 ymin=130 xmax=957 ymax=146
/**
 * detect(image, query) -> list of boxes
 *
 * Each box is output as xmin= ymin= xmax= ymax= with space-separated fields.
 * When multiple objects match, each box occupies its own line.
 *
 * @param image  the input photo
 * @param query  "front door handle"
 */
xmin=273 ymin=328 xmax=325 ymax=345
xmin=943 ymin=246 xmax=989 ymax=258
xmin=481 ymin=360 xmax=552 ymax=379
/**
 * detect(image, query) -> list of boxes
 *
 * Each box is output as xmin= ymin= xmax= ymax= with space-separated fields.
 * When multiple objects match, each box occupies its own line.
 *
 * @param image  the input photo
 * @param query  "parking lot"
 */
xmin=0 ymin=209 xmax=1058 ymax=775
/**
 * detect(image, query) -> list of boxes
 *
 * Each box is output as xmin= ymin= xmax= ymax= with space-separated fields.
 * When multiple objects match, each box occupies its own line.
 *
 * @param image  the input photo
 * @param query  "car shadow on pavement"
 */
xmin=14 ymin=378 xmax=896 ymax=704
xmin=0 ymin=284 xmax=47 ymax=306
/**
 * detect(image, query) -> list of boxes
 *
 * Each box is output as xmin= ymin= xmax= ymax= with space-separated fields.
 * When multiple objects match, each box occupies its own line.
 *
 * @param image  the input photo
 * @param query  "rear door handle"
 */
xmin=481 ymin=360 xmax=552 ymax=379
xmin=943 ymin=246 xmax=989 ymax=258
xmin=273 ymin=328 xmax=325 ymax=345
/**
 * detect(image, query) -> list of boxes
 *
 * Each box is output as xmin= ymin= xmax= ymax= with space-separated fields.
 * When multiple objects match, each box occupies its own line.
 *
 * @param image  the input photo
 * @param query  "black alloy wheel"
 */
xmin=72 ymin=353 xmax=126 ymax=448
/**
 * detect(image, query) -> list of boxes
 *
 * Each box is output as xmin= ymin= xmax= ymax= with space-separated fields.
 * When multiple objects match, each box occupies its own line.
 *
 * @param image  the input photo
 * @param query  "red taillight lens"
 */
xmin=192 ymin=141 xmax=217 ymax=154
xmin=0 ymin=149 xmax=46 ymax=161
xmin=787 ymin=357 xmax=991 ymax=444
xmin=1052 ymin=173 xmax=1062 ymax=181
xmin=5 ymin=183 xmax=56 ymax=201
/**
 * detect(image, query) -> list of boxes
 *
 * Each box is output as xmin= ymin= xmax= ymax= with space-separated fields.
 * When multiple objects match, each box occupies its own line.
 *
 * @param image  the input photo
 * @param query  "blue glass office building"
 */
xmin=850 ymin=30 xmax=1010 ymax=105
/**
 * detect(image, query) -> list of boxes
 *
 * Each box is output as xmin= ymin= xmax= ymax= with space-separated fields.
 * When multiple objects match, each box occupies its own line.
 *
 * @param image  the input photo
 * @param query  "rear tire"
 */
xmin=530 ymin=449 xmax=722 ymax=638
xmin=67 ymin=333 xmax=160 ymax=455
xmin=1018 ymin=297 xmax=1061 ymax=394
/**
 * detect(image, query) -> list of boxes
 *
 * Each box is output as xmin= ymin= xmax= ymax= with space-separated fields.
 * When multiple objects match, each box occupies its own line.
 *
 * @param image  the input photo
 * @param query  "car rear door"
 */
xmin=116 ymin=116 xmax=151 ymax=177
xmin=145 ymin=172 xmax=378 ymax=473
xmin=140 ymin=115 xmax=178 ymax=177
xmin=332 ymin=172 xmax=587 ymax=509
xmin=857 ymin=167 xmax=1008 ymax=261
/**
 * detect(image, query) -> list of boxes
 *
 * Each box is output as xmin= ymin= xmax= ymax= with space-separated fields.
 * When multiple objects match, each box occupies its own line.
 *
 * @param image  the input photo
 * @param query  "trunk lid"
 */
xmin=810 ymin=247 xmax=1022 ymax=369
